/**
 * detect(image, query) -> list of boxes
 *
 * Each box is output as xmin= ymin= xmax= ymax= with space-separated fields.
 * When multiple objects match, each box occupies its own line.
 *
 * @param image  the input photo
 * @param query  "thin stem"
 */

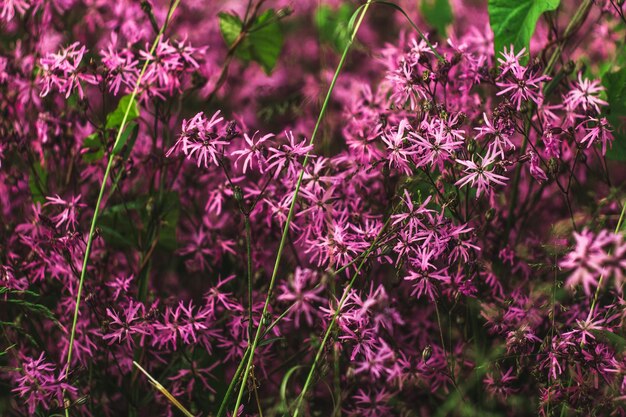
xmin=216 ymin=348 xmax=251 ymax=417
xmin=229 ymin=2 xmax=374 ymax=415
xmin=133 ymin=361 xmax=195 ymax=417
xmin=63 ymin=0 xmax=181 ymax=413
xmin=291 ymin=215 xmax=392 ymax=417
xmin=245 ymin=215 xmax=254 ymax=342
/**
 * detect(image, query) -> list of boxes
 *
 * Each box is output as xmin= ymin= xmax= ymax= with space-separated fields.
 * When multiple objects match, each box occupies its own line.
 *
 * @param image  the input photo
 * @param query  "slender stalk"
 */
xmin=216 ymin=348 xmax=251 ymax=417
xmin=133 ymin=361 xmax=195 ymax=417
xmin=63 ymin=1 xmax=181 ymax=413
xmin=291 ymin=216 xmax=392 ymax=417
xmin=229 ymin=2 xmax=374 ymax=415
xmin=504 ymin=0 xmax=594 ymax=242
xmin=245 ymin=215 xmax=254 ymax=341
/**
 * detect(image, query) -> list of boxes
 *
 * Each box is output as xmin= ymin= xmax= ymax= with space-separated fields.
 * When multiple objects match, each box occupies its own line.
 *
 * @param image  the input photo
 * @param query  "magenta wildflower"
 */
xmin=564 ymin=73 xmax=608 ymax=113
xmin=231 ymin=130 xmax=274 ymax=173
xmin=12 ymin=353 xmax=77 ymax=414
xmin=39 ymin=42 xmax=98 ymax=99
xmin=102 ymin=300 xmax=149 ymax=349
xmin=266 ymin=131 xmax=314 ymax=178
xmin=496 ymin=63 xmax=549 ymax=110
xmin=166 ymin=111 xmax=228 ymax=168
xmin=455 ymin=148 xmax=508 ymax=197
xmin=44 ymin=194 xmax=85 ymax=231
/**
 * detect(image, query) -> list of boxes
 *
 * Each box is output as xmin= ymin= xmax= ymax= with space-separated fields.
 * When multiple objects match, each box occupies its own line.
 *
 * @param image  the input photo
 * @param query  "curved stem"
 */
xmin=229 ymin=2 xmax=374 ymax=415
xmin=291 ymin=216 xmax=392 ymax=417
xmin=63 ymin=1 xmax=181 ymax=414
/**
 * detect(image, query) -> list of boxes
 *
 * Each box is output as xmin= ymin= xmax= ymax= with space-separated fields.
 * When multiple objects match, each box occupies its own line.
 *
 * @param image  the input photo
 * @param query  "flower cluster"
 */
xmin=0 ymin=0 xmax=625 ymax=416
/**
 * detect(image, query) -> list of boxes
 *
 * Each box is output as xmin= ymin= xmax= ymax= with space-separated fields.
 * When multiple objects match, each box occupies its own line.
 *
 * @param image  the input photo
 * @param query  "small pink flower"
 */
xmin=455 ymin=148 xmax=508 ymax=198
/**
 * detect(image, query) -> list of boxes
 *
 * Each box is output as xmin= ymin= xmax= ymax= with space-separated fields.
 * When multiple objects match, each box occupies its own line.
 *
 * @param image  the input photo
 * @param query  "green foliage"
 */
xmin=314 ymin=3 xmax=354 ymax=52
xmin=113 ymin=122 xmax=139 ymax=156
xmin=106 ymin=94 xmax=140 ymax=129
xmin=602 ymin=66 xmax=626 ymax=160
xmin=420 ymin=0 xmax=453 ymax=36
xmin=28 ymin=160 xmax=47 ymax=204
xmin=82 ymin=133 xmax=105 ymax=163
xmin=99 ymin=191 xmax=180 ymax=251
xmin=1 ymin=287 xmax=62 ymax=329
xmin=488 ymin=0 xmax=560 ymax=64
xmin=219 ymin=9 xmax=284 ymax=74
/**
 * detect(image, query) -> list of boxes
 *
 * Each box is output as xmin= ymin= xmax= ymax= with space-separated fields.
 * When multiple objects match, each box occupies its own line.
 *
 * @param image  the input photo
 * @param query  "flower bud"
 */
xmin=422 ymin=345 xmax=432 ymax=362
xmin=467 ymin=137 xmax=477 ymax=154
xmin=485 ymin=207 xmax=495 ymax=222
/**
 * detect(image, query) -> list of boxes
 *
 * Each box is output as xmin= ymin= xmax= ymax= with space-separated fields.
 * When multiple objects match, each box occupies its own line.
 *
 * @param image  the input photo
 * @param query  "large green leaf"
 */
xmin=420 ymin=0 xmax=453 ymax=36
xmin=106 ymin=94 xmax=140 ymax=129
xmin=218 ymin=9 xmax=284 ymax=74
xmin=314 ymin=3 xmax=354 ymax=52
xmin=488 ymin=0 xmax=560 ymax=63
xmin=602 ymin=66 xmax=626 ymax=160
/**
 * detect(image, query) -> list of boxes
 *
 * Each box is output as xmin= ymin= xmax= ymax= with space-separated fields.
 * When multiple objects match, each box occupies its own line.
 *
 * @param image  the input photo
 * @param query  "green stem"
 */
xmin=229 ymin=2 xmax=374 ymax=415
xmin=291 ymin=216 xmax=392 ymax=417
xmin=216 ymin=348 xmax=251 ymax=417
xmin=245 ymin=215 xmax=254 ymax=342
xmin=505 ymin=0 xmax=594 ymax=242
xmin=63 ymin=1 xmax=181 ymax=414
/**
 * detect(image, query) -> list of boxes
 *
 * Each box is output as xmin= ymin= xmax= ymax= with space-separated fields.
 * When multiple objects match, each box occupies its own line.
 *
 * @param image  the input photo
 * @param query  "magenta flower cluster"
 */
xmin=0 ymin=0 xmax=625 ymax=416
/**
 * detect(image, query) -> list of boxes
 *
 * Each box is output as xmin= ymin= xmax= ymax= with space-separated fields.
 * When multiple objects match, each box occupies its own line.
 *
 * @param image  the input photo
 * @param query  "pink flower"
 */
xmin=381 ymin=119 xmax=414 ymax=175
xmin=1 ymin=0 xmax=30 ymax=22
xmin=579 ymin=116 xmax=614 ymax=155
xmin=497 ymin=45 xmax=526 ymax=77
xmin=102 ymin=300 xmax=149 ymax=349
xmin=529 ymin=151 xmax=548 ymax=183
xmin=563 ymin=73 xmax=608 ymax=113
xmin=12 ymin=353 xmax=77 ymax=415
xmin=231 ymin=130 xmax=274 ymax=173
xmin=44 ymin=194 xmax=86 ymax=231
xmin=166 ymin=111 xmax=228 ymax=168
xmin=277 ymin=267 xmax=325 ymax=327
xmin=559 ymin=229 xmax=616 ymax=295
xmin=474 ymin=112 xmax=515 ymax=158
xmin=39 ymin=42 xmax=98 ymax=99
xmin=496 ymin=65 xmax=549 ymax=110
xmin=266 ymin=131 xmax=314 ymax=178
xmin=455 ymin=148 xmax=508 ymax=198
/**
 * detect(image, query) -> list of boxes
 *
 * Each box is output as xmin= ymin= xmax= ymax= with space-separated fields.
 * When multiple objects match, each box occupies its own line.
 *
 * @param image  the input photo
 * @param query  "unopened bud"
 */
xmin=485 ymin=207 xmax=495 ymax=222
xmin=467 ymin=138 xmax=477 ymax=154
xmin=422 ymin=345 xmax=432 ymax=362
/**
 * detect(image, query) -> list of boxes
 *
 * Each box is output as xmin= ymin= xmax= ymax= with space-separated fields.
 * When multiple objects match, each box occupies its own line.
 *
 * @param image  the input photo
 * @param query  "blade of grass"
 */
xmin=229 ymin=1 xmax=375 ymax=415
xmin=133 ymin=361 xmax=195 ymax=417
xmin=290 ymin=215 xmax=393 ymax=417
xmin=63 ymin=1 xmax=181 ymax=413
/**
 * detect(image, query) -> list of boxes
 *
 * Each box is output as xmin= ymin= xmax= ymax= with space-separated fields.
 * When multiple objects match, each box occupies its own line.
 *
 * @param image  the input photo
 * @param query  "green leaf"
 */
xmin=218 ymin=12 xmax=250 ymax=59
xmin=99 ymin=191 xmax=180 ymax=251
xmin=28 ymin=161 xmax=47 ymax=204
xmin=218 ymin=9 xmax=284 ymax=74
xmin=155 ymin=191 xmax=181 ymax=251
xmin=113 ymin=122 xmax=139 ymax=155
xmin=591 ymin=329 xmax=626 ymax=351
xmin=488 ymin=0 xmax=560 ymax=64
xmin=314 ymin=4 xmax=354 ymax=52
xmin=2 ymin=288 xmax=62 ymax=329
xmin=106 ymin=94 xmax=140 ymax=129
xmin=602 ymin=66 xmax=626 ymax=160
xmin=82 ymin=132 xmax=105 ymax=163
xmin=420 ymin=0 xmax=453 ymax=36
